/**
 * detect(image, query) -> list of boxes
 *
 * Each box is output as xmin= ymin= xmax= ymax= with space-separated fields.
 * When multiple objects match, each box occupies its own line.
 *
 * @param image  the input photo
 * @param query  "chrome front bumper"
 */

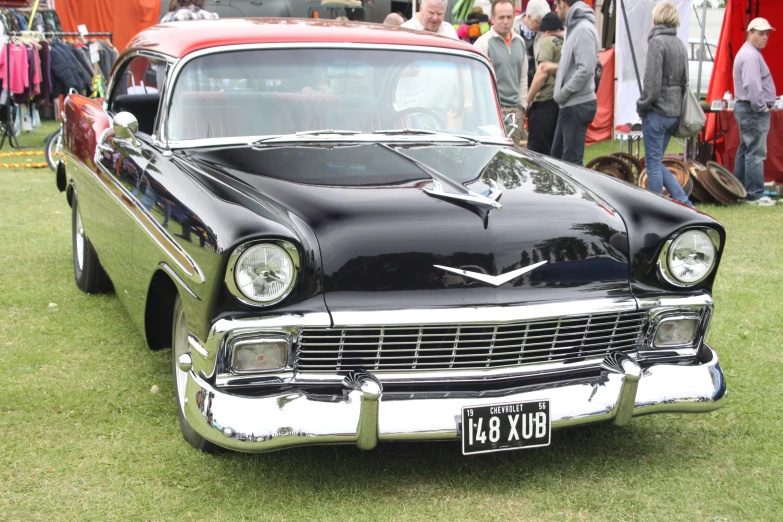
xmin=183 ymin=346 xmax=726 ymax=453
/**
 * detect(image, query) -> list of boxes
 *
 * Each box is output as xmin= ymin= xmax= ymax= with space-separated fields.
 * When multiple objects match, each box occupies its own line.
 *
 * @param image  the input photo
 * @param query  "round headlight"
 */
xmin=664 ymin=230 xmax=716 ymax=285
xmin=233 ymin=243 xmax=296 ymax=303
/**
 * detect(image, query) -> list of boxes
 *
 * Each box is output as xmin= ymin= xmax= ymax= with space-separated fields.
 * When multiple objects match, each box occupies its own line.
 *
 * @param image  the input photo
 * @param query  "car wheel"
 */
xmin=172 ymin=294 xmax=220 ymax=453
xmin=72 ymin=195 xmax=111 ymax=293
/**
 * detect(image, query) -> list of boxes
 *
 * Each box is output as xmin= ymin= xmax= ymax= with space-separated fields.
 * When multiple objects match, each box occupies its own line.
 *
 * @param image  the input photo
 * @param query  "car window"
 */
xmin=110 ymin=55 xmax=169 ymax=135
xmin=691 ymin=42 xmax=716 ymax=62
xmin=167 ymin=48 xmax=502 ymax=141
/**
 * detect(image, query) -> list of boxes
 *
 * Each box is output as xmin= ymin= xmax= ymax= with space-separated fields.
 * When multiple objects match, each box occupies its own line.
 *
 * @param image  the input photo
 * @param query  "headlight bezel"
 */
xmin=657 ymin=228 xmax=721 ymax=288
xmin=225 ymin=240 xmax=300 ymax=307
xmin=640 ymin=304 xmax=712 ymax=357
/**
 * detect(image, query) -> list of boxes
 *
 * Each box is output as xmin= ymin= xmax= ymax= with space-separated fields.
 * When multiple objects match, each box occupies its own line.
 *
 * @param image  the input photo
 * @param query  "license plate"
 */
xmin=461 ymin=400 xmax=550 ymax=455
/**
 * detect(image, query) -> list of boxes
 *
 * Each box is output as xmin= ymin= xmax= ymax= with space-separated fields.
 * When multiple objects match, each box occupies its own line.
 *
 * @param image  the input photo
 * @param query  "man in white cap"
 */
xmin=733 ymin=17 xmax=777 ymax=206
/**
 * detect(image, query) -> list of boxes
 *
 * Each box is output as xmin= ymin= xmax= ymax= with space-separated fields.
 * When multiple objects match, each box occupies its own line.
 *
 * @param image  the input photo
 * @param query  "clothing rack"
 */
xmin=1 ymin=30 xmax=113 ymax=149
xmin=39 ymin=31 xmax=114 ymax=42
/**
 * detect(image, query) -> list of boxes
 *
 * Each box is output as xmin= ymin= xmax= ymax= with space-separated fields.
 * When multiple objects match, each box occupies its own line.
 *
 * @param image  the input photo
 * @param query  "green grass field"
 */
xmin=1 ymin=123 xmax=781 ymax=521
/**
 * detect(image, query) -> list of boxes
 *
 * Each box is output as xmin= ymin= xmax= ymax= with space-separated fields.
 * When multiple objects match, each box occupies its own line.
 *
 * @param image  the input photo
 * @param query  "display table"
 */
xmin=717 ymin=110 xmax=783 ymax=184
xmin=612 ymin=130 xmax=643 ymax=158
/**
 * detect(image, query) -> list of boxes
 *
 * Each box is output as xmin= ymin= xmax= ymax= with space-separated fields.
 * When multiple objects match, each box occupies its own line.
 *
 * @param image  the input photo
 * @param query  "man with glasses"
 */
xmin=401 ymin=0 xmax=458 ymax=39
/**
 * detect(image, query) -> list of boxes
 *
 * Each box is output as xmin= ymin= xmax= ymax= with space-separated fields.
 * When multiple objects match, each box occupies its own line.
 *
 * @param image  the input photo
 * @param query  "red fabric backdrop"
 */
xmin=586 ymin=48 xmax=614 ymax=145
xmin=55 ymin=0 xmax=161 ymax=53
xmin=704 ymin=0 xmax=783 ymax=181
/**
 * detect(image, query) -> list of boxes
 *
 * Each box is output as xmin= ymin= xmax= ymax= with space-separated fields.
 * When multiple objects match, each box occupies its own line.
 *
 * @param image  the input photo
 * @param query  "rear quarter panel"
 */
xmin=62 ymin=95 xmax=140 ymax=308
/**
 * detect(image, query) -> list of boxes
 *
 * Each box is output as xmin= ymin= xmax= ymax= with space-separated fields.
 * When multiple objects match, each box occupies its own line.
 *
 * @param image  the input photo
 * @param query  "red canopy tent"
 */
xmin=706 ymin=0 xmax=783 ymax=183
xmin=55 ymin=0 xmax=161 ymax=53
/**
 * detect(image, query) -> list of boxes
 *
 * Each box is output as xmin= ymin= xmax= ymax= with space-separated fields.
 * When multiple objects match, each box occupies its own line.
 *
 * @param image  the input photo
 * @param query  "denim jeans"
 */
xmin=551 ymin=100 xmax=596 ymax=166
xmin=641 ymin=111 xmax=692 ymax=205
xmin=733 ymin=102 xmax=770 ymax=201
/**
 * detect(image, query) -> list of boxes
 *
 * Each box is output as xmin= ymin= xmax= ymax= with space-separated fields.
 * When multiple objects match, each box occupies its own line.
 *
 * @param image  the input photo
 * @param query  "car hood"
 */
xmin=186 ymin=143 xmax=631 ymax=311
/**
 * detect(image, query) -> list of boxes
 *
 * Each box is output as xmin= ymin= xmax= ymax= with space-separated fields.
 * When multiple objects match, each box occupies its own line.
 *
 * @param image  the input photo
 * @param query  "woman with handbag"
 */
xmin=636 ymin=2 xmax=693 ymax=207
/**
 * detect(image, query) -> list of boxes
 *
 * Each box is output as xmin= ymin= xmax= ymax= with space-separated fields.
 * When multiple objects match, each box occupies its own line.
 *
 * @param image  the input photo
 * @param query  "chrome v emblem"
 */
xmin=434 ymin=261 xmax=548 ymax=286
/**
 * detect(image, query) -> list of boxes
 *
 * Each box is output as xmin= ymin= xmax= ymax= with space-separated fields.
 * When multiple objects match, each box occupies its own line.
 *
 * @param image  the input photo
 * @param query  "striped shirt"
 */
xmin=161 ymin=7 xmax=219 ymax=23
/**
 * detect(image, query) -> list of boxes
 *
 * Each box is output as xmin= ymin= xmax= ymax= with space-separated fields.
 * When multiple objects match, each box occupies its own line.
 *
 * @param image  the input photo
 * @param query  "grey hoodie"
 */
xmin=553 ymin=1 xmax=599 ymax=108
xmin=636 ymin=25 xmax=687 ymax=118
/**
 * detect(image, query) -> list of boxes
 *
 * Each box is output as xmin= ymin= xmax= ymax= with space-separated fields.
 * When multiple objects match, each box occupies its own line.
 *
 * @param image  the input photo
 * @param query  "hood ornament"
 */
xmin=423 ymin=178 xmax=502 ymax=212
xmin=434 ymin=261 xmax=547 ymax=287
xmin=378 ymin=143 xmax=503 ymax=219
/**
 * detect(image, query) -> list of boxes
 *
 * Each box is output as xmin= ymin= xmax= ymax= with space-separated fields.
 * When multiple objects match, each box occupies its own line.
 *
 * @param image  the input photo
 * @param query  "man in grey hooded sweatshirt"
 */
xmin=550 ymin=0 xmax=599 ymax=165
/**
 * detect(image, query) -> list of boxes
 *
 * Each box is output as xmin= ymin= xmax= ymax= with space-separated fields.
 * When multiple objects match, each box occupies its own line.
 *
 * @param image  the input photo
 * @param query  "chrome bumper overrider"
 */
xmin=183 ymin=346 xmax=726 ymax=452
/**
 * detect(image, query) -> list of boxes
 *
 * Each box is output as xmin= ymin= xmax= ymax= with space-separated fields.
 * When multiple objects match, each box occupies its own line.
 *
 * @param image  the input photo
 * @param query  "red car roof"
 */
xmin=126 ymin=18 xmax=482 ymax=60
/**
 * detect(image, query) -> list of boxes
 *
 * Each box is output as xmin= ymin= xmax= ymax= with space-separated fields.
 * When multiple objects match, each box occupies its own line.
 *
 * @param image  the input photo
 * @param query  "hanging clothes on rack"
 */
xmin=0 ymin=23 xmax=114 ymax=148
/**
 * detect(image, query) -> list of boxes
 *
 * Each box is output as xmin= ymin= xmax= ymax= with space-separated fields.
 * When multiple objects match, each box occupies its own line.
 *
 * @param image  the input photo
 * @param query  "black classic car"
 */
xmin=58 ymin=19 xmax=726 ymax=454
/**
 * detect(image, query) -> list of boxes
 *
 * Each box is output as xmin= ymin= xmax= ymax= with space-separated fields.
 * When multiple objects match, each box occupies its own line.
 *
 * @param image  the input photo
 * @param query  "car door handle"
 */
xmin=97 ymin=143 xmax=113 ymax=154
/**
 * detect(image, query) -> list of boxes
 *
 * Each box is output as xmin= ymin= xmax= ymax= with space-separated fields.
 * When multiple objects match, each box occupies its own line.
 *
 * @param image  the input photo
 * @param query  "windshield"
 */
xmin=167 ymin=48 xmax=503 ymax=142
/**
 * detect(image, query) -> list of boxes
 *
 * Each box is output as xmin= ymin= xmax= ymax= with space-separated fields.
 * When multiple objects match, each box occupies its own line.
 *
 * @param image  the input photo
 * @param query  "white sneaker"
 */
xmin=745 ymin=196 xmax=777 ymax=206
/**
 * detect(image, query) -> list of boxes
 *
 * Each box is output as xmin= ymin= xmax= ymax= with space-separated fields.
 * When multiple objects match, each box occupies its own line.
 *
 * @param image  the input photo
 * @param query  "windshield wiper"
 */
xmin=441 ymin=132 xmax=481 ymax=144
xmin=374 ymin=128 xmax=480 ymax=145
xmin=295 ymin=129 xmax=361 ymax=136
xmin=251 ymin=130 xmax=361 ymax=146
xmin=373 ymin=128 xmax=438 ymax=136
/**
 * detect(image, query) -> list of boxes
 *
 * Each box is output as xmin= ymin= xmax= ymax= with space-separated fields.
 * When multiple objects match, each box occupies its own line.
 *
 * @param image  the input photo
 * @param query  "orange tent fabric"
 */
xmin=55 ymin=0 xmax=161 ymax=53
xmin=586 ymin=48 xmax=614 ymax=145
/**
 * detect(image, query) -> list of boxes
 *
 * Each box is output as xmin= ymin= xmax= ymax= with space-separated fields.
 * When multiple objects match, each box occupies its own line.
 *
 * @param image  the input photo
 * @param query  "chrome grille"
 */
xmin=296 ymin=311 xmax=647 ymax=372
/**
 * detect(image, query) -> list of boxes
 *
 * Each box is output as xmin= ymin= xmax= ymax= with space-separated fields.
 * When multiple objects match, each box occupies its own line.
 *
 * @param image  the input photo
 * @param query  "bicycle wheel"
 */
xmin=45 ymin=128 xmax=62 ymax=172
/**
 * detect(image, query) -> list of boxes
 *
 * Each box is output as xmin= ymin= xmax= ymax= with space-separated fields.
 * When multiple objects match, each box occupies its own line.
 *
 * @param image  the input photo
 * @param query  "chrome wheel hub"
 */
xmin=173 ymin=303 xmax=189 ymax=410
xmin=75 ymin=207 xmax=85 ymax=271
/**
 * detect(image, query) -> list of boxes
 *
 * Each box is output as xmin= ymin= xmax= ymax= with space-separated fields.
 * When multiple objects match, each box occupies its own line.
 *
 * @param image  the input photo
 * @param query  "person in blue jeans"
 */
xmin=636 ymin=2 xmax=692 ymax=206
xmin=732 ymin=17 xmax=777 ymax=206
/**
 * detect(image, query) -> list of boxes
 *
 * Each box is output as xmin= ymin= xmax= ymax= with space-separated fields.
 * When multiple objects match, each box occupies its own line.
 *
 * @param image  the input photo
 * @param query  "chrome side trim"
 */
xmin=90 ymin=157 xmax=206 ymax=284
xmin=159 ymin=42 xmax=501 ymax=150
xmin=159 ymin=262 xmax=200 ymax=300
xmin=188 ymin=334 xmax=209 ymax=358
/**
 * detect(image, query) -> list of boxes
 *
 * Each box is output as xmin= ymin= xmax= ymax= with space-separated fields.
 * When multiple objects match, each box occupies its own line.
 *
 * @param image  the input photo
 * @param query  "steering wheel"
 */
xmin=395 ymin=107 xmax=447 ymax=130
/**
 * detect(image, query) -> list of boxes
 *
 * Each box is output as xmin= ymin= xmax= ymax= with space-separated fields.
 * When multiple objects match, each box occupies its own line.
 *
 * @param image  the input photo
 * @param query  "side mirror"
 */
xmin=113 ymin=112 xmax=139 ymax=147
xmin=503 ymin=112 xmax=518 ymax=137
